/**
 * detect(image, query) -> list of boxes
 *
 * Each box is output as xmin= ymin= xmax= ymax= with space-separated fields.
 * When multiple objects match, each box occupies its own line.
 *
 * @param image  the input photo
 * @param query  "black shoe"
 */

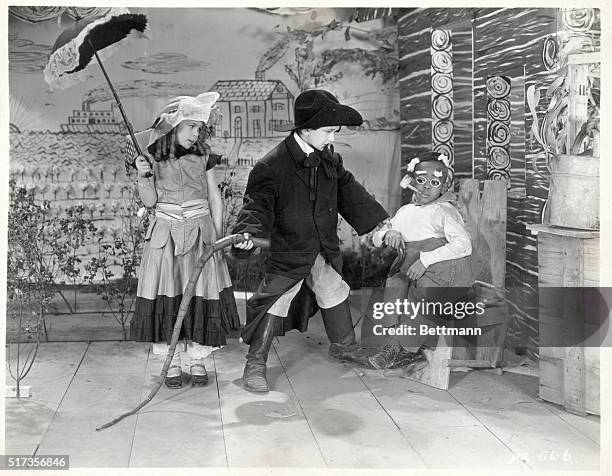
xmin=243 ymin=362 xmax=269 ymax=393
xmin=328 ymin=342 xmax=374 ymax=368
xmin=190 ymin=360 xmax=209 ymax=386
xmin=388 ymin=345 xmax=428 ymax=370
xmin=242 ymin=313 xmax=281 ymax=394
xmin=165 ymin=352 xmax=183 ymax=388
xmin=368 ymin=343 xmax=400 ymax=370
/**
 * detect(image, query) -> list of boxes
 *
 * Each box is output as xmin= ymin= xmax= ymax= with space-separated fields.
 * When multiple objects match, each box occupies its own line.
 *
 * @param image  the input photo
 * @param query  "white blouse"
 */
xmin=372 ymin=201 xmax=472 ymax=268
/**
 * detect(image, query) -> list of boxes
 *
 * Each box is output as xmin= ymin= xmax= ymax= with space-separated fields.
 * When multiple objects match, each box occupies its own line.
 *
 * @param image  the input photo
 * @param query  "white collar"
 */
xmin=293 ymin=131 xmax=314 ymax=155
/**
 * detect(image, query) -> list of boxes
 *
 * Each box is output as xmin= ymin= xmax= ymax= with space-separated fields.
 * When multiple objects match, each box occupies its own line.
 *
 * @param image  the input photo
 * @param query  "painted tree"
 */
xmin=256 ymin=18 xmax=398 ymax=92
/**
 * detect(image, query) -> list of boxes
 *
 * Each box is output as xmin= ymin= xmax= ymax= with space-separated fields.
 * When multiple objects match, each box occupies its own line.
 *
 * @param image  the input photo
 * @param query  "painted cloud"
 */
xmin=84 ymin=79 xmax=209 ymax=105
xmin=9 ymin=6 xmax=111 ymax=23
xmin=9 ymin=34 xmax=52 ymax=74
xmin=122 ymin=52 xmax=210 ymax=74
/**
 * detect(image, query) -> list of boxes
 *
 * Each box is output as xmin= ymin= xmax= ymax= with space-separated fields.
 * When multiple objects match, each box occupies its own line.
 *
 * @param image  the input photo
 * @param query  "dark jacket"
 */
xmin=232 ymin=133 xmax=389 ymax=342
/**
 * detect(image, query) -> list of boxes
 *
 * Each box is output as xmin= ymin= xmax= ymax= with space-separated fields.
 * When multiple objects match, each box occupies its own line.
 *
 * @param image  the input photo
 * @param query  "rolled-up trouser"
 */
xmin=380 ymin=237 xmax=475 ymax=349
xmin=268 ymin=253 xmax=350 ymax=316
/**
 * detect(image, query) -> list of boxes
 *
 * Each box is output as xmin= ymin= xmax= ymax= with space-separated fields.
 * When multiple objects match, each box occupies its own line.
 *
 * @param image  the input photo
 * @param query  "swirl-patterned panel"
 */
xmin=563 ymin=8 xmax=595 ymax=32
xmin=431 ymin=28 xmax=453 ymax=166
xmin=486 ymin=75 xmax=511 ymax=185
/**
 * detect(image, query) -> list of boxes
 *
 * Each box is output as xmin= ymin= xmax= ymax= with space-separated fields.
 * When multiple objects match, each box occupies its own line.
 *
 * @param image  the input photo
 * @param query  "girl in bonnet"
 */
xmin=128 ymin=92 xmax=240 ymax=388
xmin=368 ymin=151 xmax=475 ymax=371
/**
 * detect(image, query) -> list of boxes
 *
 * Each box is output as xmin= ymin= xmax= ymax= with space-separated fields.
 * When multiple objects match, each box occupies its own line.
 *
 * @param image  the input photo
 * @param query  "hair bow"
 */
xmin=437 ymin=154 xmax=450 ymax=168
xmin=406 ymin=157 xmax=420 ymax=173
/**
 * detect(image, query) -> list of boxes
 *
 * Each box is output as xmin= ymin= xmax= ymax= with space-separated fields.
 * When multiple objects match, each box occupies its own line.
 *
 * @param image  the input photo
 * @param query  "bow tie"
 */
xmin=304 ymin=151 xmax=321 ymax=168
xmin=302 ymin=146 xmax=337 ymax=180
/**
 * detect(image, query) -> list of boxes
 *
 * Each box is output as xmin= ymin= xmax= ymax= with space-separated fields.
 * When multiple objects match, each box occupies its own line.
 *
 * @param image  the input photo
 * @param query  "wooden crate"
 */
xmin=528 ymin=224 xmax=600 ymax=416
xmin=534 ymin=226 xmax=599 ymax=287
xmin=539 ymin=346 xmax=600 ymax=416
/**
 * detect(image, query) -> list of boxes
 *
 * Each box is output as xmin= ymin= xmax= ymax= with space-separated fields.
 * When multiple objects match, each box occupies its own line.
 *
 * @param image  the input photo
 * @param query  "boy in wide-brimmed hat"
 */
xmin=233 ymin=89 xmax=389 ymax=393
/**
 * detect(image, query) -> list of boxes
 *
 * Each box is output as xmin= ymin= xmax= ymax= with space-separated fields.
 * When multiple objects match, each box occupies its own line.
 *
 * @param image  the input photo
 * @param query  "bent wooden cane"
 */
xmin=96 ymin=234 xmax=269 ymax=431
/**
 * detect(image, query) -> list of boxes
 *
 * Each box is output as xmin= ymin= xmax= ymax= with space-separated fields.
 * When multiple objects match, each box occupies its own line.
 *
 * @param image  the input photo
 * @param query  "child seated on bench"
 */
xmin=368 ymin=151 xmax=475 ymax=371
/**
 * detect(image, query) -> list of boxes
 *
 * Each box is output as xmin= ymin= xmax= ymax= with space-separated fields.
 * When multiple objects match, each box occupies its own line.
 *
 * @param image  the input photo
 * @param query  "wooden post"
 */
xmin=566 ymin=63 xmax=589 ymax=154
xmin=479 ymin=181 xmax=507 ymax=289
xmin=566 ymin=53 xmax=599 ymax=154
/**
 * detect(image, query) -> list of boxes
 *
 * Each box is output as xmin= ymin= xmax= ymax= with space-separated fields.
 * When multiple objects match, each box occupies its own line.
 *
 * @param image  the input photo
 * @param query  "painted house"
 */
xmin=209 ymin=80 xmax=294 ymax=138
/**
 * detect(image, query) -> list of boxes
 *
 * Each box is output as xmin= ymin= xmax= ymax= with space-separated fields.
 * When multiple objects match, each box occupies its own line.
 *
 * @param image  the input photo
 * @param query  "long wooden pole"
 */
xmin=96 ymin=234 xmax=269 ymax=431
xmin=90 ymin=45 xmax=152 ymax=175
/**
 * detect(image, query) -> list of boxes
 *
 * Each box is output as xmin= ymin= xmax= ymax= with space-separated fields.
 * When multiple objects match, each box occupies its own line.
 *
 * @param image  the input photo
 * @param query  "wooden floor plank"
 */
xmin=274 ymin=317 xmax=428 ymax=469
xmin=4 ymin=332 xmax=600 ymax=470
xmin=5 ymin=343 xmax=88 ymax=453
xmin=36 ymin=407 xmax=138 ymax=468
xmin=5 ymin=343 xmax=88 ymax=405
xmin=542 ymin=401 xmax=600 ymax=444
xmin=213 ymin=343 xmax=326 ymax=467
xmin=5 ymin=399 xmax=62 ymax=456
xmin=36 ymin=343 xmax=148 ymax=467
xmin=130 ymin=351 xmax=228 ymax=467
xmin=449 ymin=371 xmax=600 ymax=470
xmin=499 ymin=369 xmax=601 ymax=444
xmin=76 ymin=341 xmax=150 ymax=375
xmin=359 ymin=369 xmax=526 ymax=470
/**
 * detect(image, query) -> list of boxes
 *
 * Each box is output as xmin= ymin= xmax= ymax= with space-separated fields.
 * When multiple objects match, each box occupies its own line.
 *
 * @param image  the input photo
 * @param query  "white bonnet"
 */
xmin=146 ymin=92 xmax=220 ymax=148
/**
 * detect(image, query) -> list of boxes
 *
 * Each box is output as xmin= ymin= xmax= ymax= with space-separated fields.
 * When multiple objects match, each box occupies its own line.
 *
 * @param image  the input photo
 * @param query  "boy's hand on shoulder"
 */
xmin=384 ymin=230 xmax=404 ymax=253
xmin=406 ymin=259 xmax=426 ymax=281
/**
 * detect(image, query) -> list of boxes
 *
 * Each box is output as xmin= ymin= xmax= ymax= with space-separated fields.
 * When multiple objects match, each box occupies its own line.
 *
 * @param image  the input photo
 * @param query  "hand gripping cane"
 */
xmin=97 ymin=234 xmax=269 ymax=431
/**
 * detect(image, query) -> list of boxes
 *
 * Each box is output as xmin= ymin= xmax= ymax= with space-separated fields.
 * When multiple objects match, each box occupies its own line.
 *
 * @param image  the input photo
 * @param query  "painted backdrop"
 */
xmin=9 ymin=6 xmax=401 ymax=248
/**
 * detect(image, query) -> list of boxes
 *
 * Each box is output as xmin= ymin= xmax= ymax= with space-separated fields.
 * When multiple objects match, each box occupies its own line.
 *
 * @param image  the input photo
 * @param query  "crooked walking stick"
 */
xmin=96 ymin=234 xmax=269 ymax=431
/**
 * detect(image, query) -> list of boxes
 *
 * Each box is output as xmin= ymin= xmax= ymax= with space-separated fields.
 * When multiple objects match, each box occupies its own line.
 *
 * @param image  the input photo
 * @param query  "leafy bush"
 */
xmin=6 ymin=180 xmax=96 ymax=395
xmin=84 ymin=180 xmax=148 ymax=339
xmin=342 ymin=244 xmax=396 ymax=289
xmin=7 ymin=180 xmax=96 ymax=339
xmin=217 ymin=165 xmax=244 ymax=237
xmin=226 ymin=251 xmax=267 ymax=292
xmin=6 ymin=291 xmax=42 ymax=398
xmin=225 ymin=245 xmax=395 ymax=292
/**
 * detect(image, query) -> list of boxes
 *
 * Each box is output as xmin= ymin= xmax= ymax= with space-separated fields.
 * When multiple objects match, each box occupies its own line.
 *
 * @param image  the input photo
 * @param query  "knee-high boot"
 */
xmin=242 ymin=313 xmax=281 ymax=393
xmin=320 ymin=299 xmax=368 ymax=365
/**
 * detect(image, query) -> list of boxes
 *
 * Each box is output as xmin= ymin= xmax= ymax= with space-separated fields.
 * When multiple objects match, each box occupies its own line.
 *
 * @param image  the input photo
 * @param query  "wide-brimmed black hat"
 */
xmin=275 ymin=89 xmax=363 ymax=132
